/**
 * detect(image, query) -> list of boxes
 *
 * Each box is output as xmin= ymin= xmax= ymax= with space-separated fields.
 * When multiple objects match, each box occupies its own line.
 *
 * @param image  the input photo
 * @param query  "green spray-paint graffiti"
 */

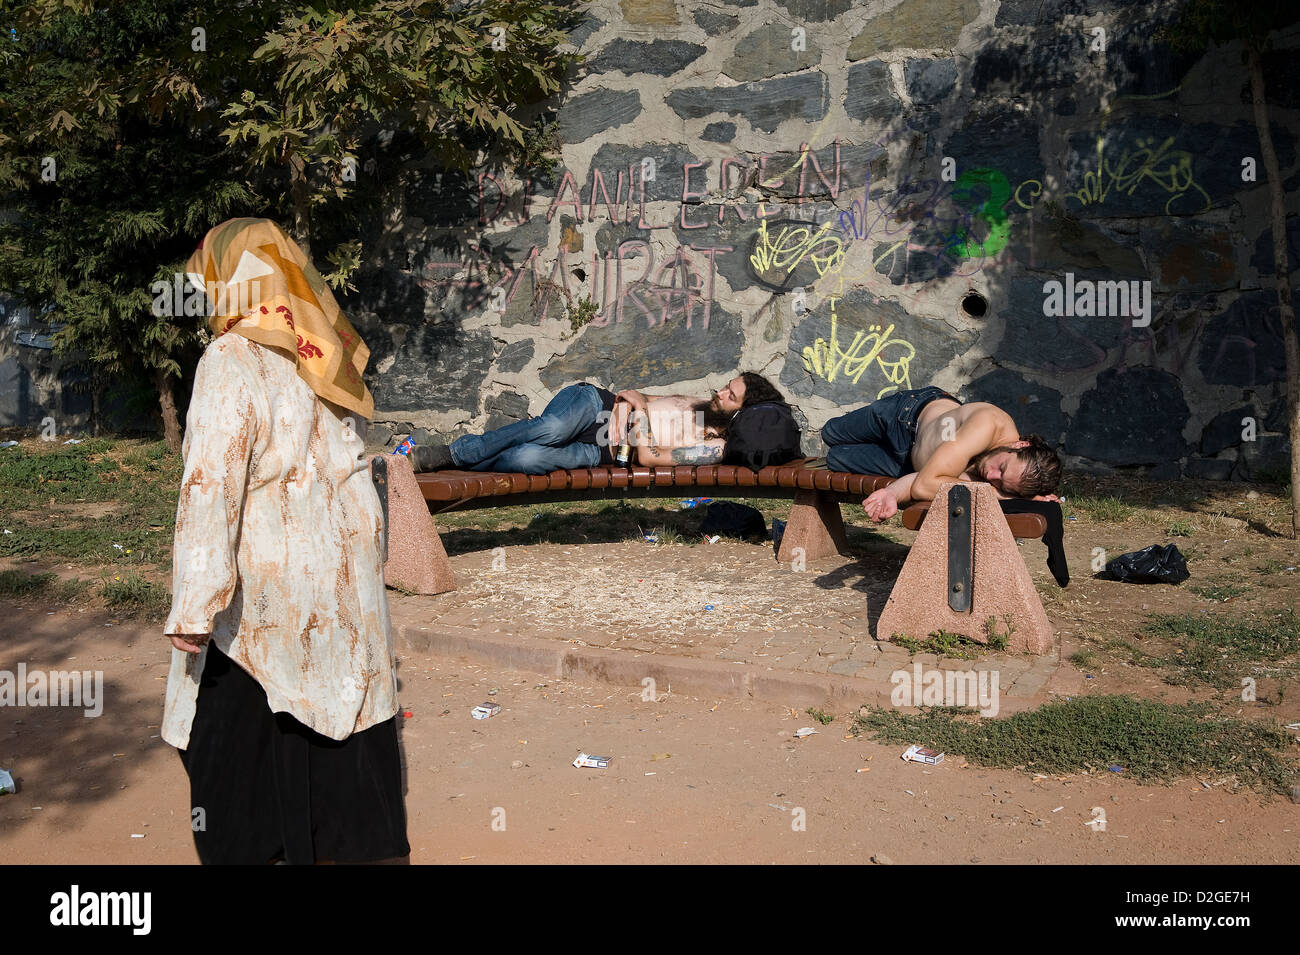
xmin=949 ymin=167 xmax=1012 ymax=259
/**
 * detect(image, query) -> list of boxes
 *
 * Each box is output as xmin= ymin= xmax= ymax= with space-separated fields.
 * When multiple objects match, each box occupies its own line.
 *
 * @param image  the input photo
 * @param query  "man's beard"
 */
xmin=695 ymin=397 xmax=733 ymax=435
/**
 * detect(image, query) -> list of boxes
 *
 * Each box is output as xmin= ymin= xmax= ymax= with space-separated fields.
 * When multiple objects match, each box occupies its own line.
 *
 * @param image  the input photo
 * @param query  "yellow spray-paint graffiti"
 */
xmin=1065 ymin=135 xmax=1210 ymax=215
xmin=800 ymin=300 xmax=917 ymax=398
xmin=748 ymin=210 xmax=846 ymax=288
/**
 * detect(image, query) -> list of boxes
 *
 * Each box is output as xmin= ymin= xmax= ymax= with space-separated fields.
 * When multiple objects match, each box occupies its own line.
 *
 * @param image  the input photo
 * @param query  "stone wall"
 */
xmin=6 ymin=0 xmax=1298 ymax=480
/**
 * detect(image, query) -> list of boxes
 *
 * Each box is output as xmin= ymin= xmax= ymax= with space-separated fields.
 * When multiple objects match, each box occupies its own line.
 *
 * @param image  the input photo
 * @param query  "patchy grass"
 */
xmin=892 ymin=628 xmax=993 ymax=660
xmin=0 ymin=569 xmax=93 ymax=602
xmin=1064 ymin=493 xmax=1134 ymax=523
xmin=1166 ymin=519 xmax=1195 ymax=537
xmin=0 ymin=524 xmax=166 ymax=565
xmin=806 ymin=707 xmax=835 ymax=725
xmin=1191 ymin=582 xmax=1249 ymax=602
xmin=98 ymin=570 xmax=170 ymax=619
xmin=853 ymin=695 xmax=1298 ymax=795
xmin=0 ymin=439 xmax=180 ymax=570
xmin=1069 ymin=649 xmax=1098 ymax=670
xmin=644 ymin=524 xmax=690 ymax=546
xmin=980 ymin=614 xmax=1014 ymax=651
xmin=0 ymin=568 xmax=57 ymax=597
xmin=1136 ymin=610 xmax=1300 ymax=688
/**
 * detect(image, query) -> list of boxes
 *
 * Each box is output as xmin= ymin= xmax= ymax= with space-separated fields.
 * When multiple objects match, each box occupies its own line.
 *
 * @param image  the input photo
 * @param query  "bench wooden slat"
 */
xmin=901 ymin=502 xmax=1046 ymax=539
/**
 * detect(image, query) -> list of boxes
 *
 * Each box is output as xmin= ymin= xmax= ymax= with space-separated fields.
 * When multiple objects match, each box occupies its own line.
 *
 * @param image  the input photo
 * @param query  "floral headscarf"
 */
xmin=186 ymin=218 xmax=374 ymax=419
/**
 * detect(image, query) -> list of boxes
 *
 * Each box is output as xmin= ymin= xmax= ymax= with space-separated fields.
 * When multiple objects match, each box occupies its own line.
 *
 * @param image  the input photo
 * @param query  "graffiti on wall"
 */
xmin=423 ymin=139 xmax=1038 ymax=334
xmin=1065 ymin=134 xmax=1211 ymax=215
xmin=798 ymin=298 xmax=918 ymax=397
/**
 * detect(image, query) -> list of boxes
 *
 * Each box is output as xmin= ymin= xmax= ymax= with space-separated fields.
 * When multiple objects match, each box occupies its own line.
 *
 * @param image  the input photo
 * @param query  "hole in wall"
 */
xmin=960 ymin=291 xmax=988 ymax=318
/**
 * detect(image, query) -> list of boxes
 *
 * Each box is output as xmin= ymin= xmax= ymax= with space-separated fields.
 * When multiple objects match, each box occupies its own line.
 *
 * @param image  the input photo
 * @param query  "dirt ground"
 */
xmin=3 ymin=461 xmax=1299 ymax=863
xmin=1 ymin=599 xmax=1297 ymax=865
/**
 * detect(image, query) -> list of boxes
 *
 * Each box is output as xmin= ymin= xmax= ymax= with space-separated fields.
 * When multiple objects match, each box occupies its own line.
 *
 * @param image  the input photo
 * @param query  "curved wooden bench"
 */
xmin=411 ymin=459 xmax=888 ymax=571
xmin=374 ymin=457 xmax=1062 ymax=653
xmin=414 ymin=459 xmax=894 ymax=510
xmin=384 ymin=458 xmax=1052 ymax=589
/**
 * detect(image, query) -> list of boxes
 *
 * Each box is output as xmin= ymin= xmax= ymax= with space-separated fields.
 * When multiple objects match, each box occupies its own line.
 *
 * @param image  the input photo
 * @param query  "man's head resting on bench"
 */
xmin=966 ymin=434 xmax=1062 ymax=499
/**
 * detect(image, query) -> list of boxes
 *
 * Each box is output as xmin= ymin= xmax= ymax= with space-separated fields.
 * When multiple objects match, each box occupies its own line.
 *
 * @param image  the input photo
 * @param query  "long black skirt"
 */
xmin=178 ymin=642 xmax=410 ymax=864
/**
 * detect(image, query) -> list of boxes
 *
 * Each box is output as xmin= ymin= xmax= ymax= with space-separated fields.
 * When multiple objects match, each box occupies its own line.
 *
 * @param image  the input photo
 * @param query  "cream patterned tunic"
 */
xmin=162 ymin=333 xmax=397 ymax=749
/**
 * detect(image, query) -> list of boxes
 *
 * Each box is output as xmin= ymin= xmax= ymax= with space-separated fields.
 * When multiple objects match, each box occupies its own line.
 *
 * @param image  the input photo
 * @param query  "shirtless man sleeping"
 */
xmin=410 ymin=373 xmax=785 ymax=474
xmin=820 ymin=385 xmax=1063 ymax=523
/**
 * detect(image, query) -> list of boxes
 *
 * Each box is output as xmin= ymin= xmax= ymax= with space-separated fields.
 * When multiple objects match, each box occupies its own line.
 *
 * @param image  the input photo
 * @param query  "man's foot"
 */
xmin=410 ymin=442 xmax=454 ymax=472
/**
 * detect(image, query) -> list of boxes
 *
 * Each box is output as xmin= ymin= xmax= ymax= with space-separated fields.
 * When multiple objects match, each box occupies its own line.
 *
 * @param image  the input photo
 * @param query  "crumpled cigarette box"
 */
xmin=572 ymin=753 xmax=611 ymax=769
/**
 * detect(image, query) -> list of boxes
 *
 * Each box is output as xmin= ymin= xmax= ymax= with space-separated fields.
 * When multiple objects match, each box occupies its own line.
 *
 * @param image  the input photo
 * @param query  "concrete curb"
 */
xmin=395 ymin=622 xmax=1058 ymax=716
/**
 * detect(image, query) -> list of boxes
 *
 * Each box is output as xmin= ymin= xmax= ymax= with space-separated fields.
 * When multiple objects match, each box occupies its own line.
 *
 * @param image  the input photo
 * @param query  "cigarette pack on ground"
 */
xmin=471 ymin=702 xmax=501 ymax=720
xmin=901 ymin=744 xmax=944 ymax=764
xmin=572 ymin=753 xmax=611 ymax=769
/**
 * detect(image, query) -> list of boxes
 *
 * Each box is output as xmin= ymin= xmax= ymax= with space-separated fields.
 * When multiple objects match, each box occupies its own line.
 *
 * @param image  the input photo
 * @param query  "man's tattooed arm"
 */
xmin=670 ymin=444 xmax=725 ymax=464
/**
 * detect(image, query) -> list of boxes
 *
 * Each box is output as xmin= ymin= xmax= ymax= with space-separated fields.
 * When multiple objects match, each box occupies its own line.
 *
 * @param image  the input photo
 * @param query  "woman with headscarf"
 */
xmin=161 ymin=218 xmax=409 ymax=865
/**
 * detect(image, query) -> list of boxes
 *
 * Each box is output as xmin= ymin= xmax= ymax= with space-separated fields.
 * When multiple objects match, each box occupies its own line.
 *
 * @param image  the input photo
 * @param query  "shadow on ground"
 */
xmin=0 ymin=604 xmax=162 ymax=835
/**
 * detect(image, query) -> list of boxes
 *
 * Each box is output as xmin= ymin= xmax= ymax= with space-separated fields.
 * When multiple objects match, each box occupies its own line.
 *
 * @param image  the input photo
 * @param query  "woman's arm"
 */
xmin=163 ymin=341 xmax=263 ymax=650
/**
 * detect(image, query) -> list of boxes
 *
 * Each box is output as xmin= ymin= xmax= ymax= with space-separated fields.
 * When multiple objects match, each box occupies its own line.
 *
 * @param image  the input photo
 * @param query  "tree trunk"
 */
xmin=1248 ymin=45 xmax=1299 ymax=538
xmin=288 ymin=151 xmax=312 ymax=259
xmin=155 ymin=366 xmax=182 ymax=453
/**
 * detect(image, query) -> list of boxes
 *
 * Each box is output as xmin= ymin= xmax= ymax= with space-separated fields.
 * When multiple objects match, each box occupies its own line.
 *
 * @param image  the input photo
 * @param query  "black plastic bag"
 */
xmin=1103 ymin=544 xmax=1190 ymax=584
xmin=700 ymin=501 xmax=767 ymax=539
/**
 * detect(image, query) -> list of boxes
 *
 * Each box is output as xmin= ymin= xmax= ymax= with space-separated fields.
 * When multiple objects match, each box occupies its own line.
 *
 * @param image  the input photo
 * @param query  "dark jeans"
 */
xmin=449 ymin=383 xmax=604 ymax=474
xmin=820 ymin=386 xmax=960 ymax=477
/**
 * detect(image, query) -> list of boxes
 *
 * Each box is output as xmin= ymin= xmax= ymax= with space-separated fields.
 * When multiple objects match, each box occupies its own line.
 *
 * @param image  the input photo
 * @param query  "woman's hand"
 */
xmin=169 ymin=633 xmax=210 ymax=654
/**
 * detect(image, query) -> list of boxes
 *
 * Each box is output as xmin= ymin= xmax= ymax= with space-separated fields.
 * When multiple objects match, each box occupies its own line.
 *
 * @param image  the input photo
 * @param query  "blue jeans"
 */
xmin=449 ymin=384 xmax=603 ymax=474
xmin=820 ymin=386 xmax=960 ymax=477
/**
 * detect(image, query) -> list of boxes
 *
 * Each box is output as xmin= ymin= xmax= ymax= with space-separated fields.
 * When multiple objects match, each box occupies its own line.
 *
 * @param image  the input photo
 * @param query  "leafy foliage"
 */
xmin=0 ymin=0 xmax=583 ymax=439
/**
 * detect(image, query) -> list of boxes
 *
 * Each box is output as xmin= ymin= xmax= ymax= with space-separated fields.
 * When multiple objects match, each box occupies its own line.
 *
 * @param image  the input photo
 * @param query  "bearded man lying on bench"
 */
xmin=821 ymin=386 xmax=1063 ymax=523
xmin=410 ymin=372 xmax=792 ymax=474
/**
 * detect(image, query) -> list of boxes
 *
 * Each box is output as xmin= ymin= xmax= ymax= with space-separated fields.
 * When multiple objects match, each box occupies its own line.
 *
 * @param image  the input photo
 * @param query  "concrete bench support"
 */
xmin=776 ymin=489 xmax=850 ymax=563
xmin=876 ymin=482 xmax=1053 ymax=655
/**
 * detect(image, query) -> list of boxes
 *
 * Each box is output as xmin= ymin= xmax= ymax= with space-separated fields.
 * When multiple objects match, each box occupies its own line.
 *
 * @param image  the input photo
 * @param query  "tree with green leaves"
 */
xmin=1166 ymin=0 xmax=1300 ymax=536
xmin=0 ymin=0 xmax=263 ymax=450
xmin=0 ymin=0 xmax=583 ymax=449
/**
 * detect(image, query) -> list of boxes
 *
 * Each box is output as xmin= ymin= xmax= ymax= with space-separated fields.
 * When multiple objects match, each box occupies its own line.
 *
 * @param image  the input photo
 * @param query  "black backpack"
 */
xmin=722 ymin=401 xmax=802 ymax=471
